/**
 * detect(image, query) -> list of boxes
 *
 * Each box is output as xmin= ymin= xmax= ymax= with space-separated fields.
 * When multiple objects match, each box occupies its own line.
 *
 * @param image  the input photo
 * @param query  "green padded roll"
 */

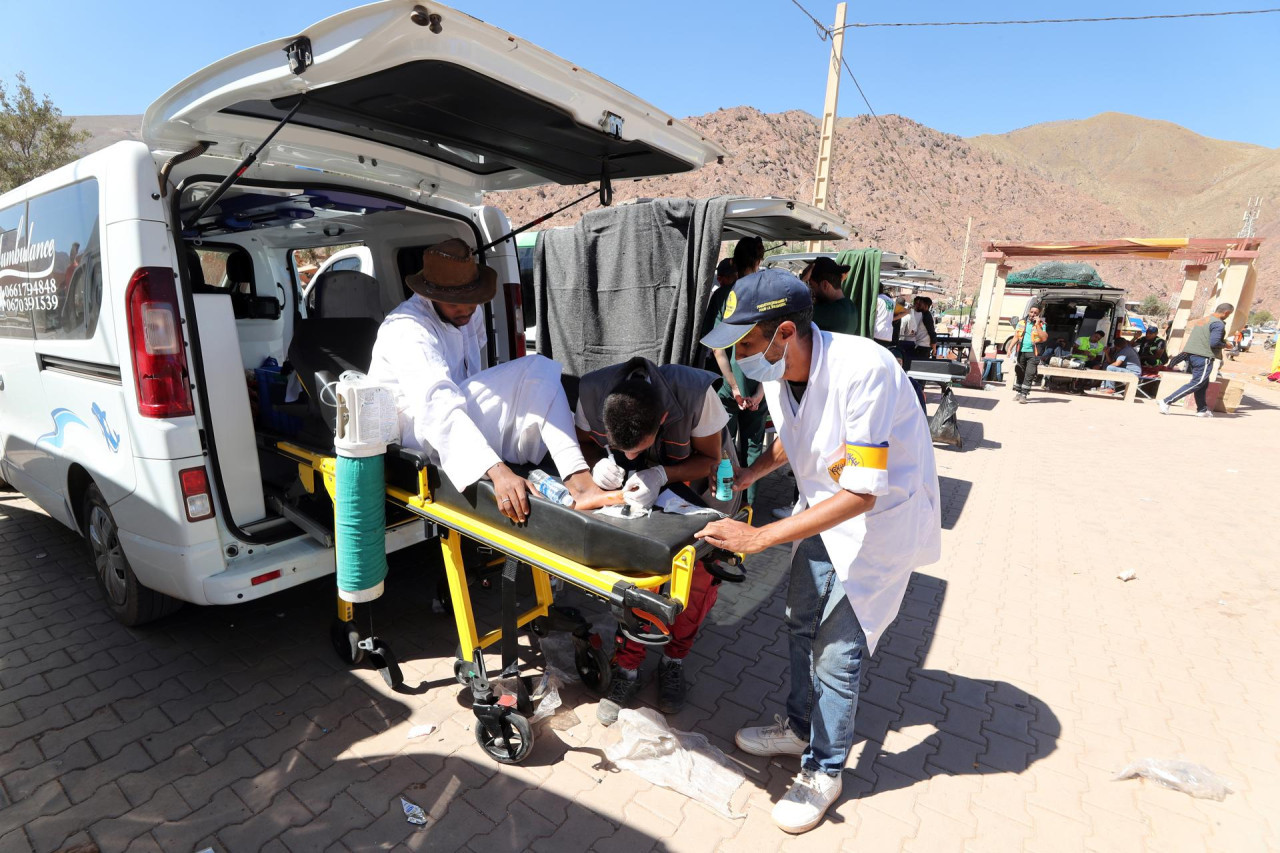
xmin=335 ymin=454 xmax=388 ymax=602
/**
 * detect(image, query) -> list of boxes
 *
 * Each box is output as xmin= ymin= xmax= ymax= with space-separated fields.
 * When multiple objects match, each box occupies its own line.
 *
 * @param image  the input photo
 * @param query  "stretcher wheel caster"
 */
xmin=574 ymin=636 xmax=611 ymax=696
xmin=454 ymin=657 xmax=472 ymax=686
xmin=330 ymin=619 xmax=364 ymax=666
xmin=474 ymin=712 xmax=534 ymax=764
xmin=360 ymin=637 xmax=404 ymax=690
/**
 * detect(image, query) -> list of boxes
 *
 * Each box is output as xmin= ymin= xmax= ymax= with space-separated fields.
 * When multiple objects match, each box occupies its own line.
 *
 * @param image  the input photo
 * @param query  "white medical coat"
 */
xmin=367 ymin=295 xmax=500 ymax=488
xmin=765 ymin=326 xmax=941 ymax=654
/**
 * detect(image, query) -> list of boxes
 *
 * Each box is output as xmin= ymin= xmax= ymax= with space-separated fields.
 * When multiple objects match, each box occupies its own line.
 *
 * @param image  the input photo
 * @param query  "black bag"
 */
xmin=928 ymin=386 xmax=963 ymax=449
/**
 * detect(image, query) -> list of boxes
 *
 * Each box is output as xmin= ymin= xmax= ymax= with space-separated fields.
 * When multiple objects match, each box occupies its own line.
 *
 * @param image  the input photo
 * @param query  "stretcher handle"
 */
xmin=621 ymin=586 xmax=680 ymax=625
xmin=704 ymin=554 xmax=747 ymax=583
xmin=692 ymin=507 xmax=753 ymax=559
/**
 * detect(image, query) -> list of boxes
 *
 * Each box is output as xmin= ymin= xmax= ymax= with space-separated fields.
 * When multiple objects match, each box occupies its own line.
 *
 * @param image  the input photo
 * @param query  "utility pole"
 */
xmin=805 ymin=2 xmax=847 ymax=254
xmin=1238 ymin=196 xmax=1261 ymax=238
xmin=956 ymin=215 xmax=973 ymax=313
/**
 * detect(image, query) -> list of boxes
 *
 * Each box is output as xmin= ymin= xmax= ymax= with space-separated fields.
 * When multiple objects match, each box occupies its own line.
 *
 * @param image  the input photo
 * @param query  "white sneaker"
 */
xmin=1158 ymin=399 xmax=1171 ymax=414
xmin=1196 ymin=409 xmax=1214 ymax=418
xmin=772 ymin=769 xmax=843 ymax=834
xmin=735 ymin=715 xmax=809 ymax=757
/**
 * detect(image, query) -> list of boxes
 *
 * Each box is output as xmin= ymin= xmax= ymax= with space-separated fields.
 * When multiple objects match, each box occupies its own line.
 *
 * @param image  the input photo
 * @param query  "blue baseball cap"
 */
xmin=700 ymin=268 xmax=813 ymax=349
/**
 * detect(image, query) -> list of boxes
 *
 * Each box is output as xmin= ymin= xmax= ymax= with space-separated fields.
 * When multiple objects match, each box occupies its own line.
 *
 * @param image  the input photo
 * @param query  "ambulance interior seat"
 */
xmin=286 ymin=318 xmax=380 ymax=441
xmin=308 ymin=269 xmax=384 ymax=321
xmin=226 ymin=249 xmax=281 ymax=320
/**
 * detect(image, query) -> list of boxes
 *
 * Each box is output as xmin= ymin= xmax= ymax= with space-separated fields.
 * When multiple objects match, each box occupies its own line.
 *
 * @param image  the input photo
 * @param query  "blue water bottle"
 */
xmin=715 ymin=451 xmax=735 ymax=502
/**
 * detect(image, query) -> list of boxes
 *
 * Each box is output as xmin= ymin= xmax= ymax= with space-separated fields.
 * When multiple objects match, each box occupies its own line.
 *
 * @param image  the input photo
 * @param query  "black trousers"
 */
xmin=1015 ymin=351 xmax=1040 ymax=394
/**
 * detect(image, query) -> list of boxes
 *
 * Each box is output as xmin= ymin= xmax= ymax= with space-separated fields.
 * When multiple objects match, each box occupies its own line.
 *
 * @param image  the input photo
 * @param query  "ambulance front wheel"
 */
xmin=475 ymin=713 xmax=534 ymax=764
xmin=330 ymin=619 xmax=364 ymax=666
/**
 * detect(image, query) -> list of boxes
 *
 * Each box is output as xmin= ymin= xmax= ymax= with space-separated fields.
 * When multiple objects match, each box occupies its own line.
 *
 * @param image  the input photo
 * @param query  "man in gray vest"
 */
xmin=574 ymin=356 xmax=729 ymax=724
xmin=1160 ymin=303 xmax=1233 ymax=417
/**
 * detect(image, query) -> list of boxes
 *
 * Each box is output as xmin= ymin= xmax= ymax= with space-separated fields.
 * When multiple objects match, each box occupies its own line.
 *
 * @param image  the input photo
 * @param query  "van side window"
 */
xmin=191 ymin=246 xmax=241 ymax=291
xmin=0 ymin=201 xmax=34 ymax=339
xmin=28 ymin=180 xmax=103 ymax=341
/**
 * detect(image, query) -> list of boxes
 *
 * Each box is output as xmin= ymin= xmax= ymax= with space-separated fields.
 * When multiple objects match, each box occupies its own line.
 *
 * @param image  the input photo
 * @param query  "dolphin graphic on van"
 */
xmin=36 ymin=408 xmax=90 ymax=449
xmin=91 ymin=403 xmax=121 ymax=452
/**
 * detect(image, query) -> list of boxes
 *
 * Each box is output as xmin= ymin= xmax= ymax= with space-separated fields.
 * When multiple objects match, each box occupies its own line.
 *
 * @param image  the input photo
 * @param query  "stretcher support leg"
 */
xmin=440 ymin=529 xmax=481 ymax=660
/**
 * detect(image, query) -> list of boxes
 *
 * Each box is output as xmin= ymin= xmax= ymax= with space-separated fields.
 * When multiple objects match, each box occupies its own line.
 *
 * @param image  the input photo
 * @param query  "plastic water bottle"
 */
xmin=528 ymin=470 xmax=574 ymax=507
xmin=715 ymin=451 xmax=735 ymax=502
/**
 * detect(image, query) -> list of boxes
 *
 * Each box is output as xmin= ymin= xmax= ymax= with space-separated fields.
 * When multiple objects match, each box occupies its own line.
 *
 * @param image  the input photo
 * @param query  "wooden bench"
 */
xmin=1037 ymin=365 xmax=1140 ymax=402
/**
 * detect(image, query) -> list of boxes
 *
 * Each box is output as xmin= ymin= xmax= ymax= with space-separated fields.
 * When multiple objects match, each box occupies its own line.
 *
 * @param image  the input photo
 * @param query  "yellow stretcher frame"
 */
xmin=274 ymin=441 xmax=714 ymax=662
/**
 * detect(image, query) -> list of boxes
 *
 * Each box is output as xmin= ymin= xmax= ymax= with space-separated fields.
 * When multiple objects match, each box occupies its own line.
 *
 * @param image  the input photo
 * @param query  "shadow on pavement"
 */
xmin=0 ymin=497 xmax=669 ymax=852
xmin=841 ymin=573 xmax=1057 ymax=804
xmin=938 ymin=477 xmax=972 ymax=530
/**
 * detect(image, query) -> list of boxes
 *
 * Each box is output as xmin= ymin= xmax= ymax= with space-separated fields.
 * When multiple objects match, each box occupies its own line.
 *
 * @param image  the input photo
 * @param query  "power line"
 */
xmin=788 ymin=0 xmax=952 ymax=220
xmin=837 ymin=8 xmax=1280 ymax=30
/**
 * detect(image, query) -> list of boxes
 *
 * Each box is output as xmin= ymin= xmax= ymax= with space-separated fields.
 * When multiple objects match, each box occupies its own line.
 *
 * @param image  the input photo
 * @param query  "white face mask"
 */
xmin=737 ymin=327 xmax=788 ymax=382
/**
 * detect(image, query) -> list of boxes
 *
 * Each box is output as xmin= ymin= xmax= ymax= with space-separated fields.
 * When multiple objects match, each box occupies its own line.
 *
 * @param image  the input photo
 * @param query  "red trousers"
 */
xmin=614 ymin=561 xmax=719 ymax=670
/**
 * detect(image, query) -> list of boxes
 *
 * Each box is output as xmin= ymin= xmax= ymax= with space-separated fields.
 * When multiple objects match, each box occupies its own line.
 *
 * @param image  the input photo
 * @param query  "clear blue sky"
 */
xmin=3 ymin=0 xmax=1278 ymax=146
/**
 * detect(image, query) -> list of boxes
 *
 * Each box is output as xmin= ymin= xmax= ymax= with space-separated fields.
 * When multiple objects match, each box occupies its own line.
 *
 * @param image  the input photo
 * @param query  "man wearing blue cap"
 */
xmin=695 ymin=268 xmax=941 ymax=834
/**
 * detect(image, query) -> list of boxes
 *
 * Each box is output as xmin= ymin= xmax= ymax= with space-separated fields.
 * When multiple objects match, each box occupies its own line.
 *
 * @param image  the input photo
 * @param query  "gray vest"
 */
xmin=577 ymin=357 xmax=720 ymax=467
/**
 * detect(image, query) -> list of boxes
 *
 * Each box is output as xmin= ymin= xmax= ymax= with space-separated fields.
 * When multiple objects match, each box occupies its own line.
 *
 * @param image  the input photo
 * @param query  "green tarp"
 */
xmin=836 ymin=248 xmax=882 ymax=338
xmin=1006 ymin=261 xmax=1106 ymax=288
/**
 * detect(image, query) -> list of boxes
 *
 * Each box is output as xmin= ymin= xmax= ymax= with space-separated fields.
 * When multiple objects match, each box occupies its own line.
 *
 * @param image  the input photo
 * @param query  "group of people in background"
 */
xmin=1005 ymin=301 xmax=1233 ymax=416
xmin=705 ymin=245 xmax=940 ymax=510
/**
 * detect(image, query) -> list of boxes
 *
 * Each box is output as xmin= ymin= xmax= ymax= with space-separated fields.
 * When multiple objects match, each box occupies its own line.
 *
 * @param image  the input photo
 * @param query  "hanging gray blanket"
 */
xmin=533 ymin=196 xmax=730 ymax=377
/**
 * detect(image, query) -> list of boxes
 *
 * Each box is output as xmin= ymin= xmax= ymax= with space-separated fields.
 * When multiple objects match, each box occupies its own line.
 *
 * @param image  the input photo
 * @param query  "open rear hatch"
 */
xmin=720 ymin=197 xmax=855 ymax=242
xmin=144 ymin=1 xmax=725 ymax=201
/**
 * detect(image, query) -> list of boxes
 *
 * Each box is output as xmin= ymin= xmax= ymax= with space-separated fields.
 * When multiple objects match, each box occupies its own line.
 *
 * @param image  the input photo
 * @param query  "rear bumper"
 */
xmin=117 ymin=484 xmax=429 ymax=606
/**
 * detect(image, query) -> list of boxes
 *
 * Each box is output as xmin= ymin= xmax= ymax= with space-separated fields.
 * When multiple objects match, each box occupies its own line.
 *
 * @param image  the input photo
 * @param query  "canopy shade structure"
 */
xmin=964 ymin=236 xmax=1266 ymax=388
xmin=984 ymin=238 xmax=1262 ymax=264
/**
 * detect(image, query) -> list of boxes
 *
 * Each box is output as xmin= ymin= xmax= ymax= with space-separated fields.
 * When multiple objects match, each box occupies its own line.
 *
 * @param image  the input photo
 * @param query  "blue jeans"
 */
xmin=1101 ymin=364 xmax=1141 ymax=391
xmin=785 ymin=537 xmax=867 ymax=776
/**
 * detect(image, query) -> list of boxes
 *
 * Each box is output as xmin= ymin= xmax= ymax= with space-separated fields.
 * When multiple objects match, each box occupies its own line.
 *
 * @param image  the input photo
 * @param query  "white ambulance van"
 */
xmin=0 ymin=1 xmax=723 ymax=624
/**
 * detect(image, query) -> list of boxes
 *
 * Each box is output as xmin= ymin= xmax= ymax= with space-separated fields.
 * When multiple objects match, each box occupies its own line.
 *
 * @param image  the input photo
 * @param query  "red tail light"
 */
xmin=503 ymin=281 xmax=527 ymax=359
xmin=126 ymin=267 xmax=194 ymax=418
xmin=178 ymin=466 xmax=215 ymax=522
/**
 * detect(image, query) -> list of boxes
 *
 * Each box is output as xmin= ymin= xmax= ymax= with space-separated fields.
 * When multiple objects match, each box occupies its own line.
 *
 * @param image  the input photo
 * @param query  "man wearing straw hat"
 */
xmin=369 ymin=238 xmax=614 ymax=521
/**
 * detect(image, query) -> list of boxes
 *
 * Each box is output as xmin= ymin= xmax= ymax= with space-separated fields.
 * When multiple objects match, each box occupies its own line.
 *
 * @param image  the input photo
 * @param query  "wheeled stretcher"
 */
xmin=270 ymin=438 xmax=748 ymax=763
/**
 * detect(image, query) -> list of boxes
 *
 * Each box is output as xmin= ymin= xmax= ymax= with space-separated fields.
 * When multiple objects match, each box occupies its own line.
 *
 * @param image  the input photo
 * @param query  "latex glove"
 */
xmin=623 ymin=466 xmax=667 ymax=510
xmin=591 ymin=456 xmax=626 ymax=490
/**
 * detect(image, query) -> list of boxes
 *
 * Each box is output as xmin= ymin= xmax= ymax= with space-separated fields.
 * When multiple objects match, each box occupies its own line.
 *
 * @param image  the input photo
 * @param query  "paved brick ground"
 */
xmin=1 ymin=381 xmax=1278 ymax=852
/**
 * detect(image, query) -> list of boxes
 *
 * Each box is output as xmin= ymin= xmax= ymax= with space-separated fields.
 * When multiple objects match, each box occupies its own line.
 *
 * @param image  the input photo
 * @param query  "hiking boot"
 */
xmin=1158 ymin=399 xmax=1171 ymax=414
xmin=657 ymin=658 xmax=687 ymax=714
xmin=773 ymin=769 xmax=843 ymax=834
xmin=595 ymin=667 xmax=639 ymax=726
xmin=735 ymin=715 xmax=809 ymax=757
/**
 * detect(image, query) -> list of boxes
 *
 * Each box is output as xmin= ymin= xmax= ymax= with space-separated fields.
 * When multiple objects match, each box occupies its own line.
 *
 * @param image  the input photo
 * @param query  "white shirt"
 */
xmin=764 ymin=326 xmax=941 ymax=654
xmin=367 ymin=295 xmax=500 ymax=486
xmin=908 ymin=309 xmax=933 ymax=347
xmin=874 ymin=293 xmax=895 ymax=342
xmin=574 ymin=385 xmax=727 ymax=438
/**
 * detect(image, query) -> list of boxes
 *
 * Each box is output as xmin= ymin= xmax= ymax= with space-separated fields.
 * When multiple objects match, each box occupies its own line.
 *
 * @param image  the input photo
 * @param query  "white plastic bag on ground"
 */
xmin=529 ymin=667 xmax=570 ymax=724
xmin=603 ymin=708 xmax=749 ymax=819
xmin=1114 ymin=759 xmax=1233 ymax=800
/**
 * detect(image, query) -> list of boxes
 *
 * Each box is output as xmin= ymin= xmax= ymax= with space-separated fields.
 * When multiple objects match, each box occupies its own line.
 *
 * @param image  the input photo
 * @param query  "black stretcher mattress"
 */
xmin=385 ymin=450 xmax=715 ymax=573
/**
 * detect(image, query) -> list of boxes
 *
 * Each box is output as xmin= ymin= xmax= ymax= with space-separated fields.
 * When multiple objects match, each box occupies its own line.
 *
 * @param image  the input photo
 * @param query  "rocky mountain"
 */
xmin=970 ymin=112 xmax=1278 ymax=312
xmin=73 ymin=109 xmax=1274 ymax=311
xmin=486 ymin=107 xmax=1177 ymax=305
